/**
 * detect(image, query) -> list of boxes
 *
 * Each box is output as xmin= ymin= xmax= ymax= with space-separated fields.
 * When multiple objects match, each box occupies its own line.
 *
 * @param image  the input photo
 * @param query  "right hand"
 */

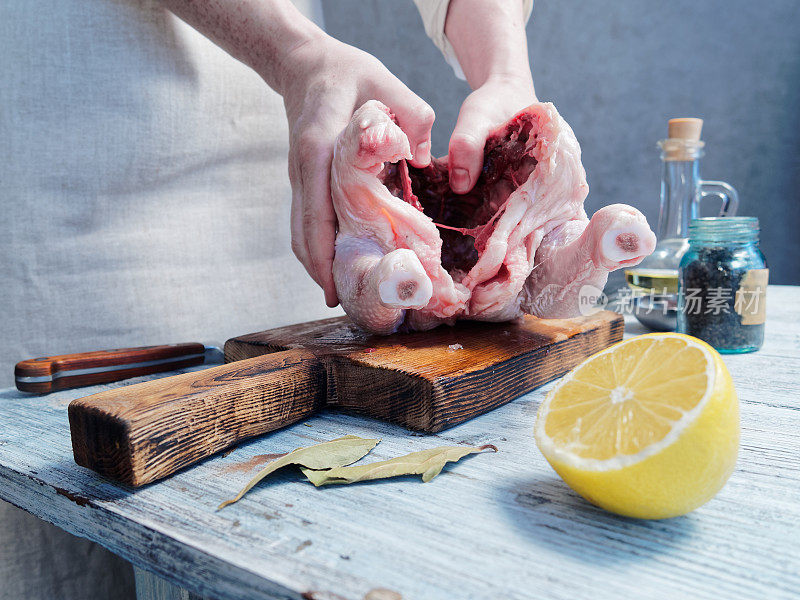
xmin=447 ymin=74 xmax=536 ymax=194
xmin=277 ymin=35 xmax=435 ymax=307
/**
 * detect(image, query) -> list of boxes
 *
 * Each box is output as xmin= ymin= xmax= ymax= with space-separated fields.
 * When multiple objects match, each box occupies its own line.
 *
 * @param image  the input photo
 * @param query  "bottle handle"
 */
xmin=698 ymin=180 xmax=739 ymax=217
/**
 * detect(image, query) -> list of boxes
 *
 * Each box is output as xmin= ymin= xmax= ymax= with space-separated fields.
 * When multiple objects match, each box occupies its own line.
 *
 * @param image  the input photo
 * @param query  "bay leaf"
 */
xmin=218 ymin=435 xmax=380 ymax=509
xmin=300 ymin=444 xmax=497 ymax=487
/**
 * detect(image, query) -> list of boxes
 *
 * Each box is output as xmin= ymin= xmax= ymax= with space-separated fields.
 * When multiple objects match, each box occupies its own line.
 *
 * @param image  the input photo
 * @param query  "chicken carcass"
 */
xmin=331 ymin=100 xmax=655 ymax=334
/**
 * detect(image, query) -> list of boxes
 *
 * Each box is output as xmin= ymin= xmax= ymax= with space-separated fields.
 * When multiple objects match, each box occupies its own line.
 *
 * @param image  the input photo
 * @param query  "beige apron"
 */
xmin=0 ymin=1 xmax=332 ymax=598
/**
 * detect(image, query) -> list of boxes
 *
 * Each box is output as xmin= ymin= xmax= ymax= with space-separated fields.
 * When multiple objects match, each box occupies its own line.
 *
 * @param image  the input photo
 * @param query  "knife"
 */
xmin=14 ymin=343 xmax=225 ymax=394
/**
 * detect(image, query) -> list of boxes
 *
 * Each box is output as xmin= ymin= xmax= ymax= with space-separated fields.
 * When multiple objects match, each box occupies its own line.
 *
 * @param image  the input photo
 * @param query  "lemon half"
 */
xmin=535 ymin=333 xmax=739 ymax=519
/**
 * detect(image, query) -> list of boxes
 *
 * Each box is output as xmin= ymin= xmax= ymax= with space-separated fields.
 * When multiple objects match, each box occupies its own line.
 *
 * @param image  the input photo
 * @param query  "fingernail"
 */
xmin=451 ymin=168 xmax=469 ymax=193
xmin=325 ymin=291 xmax=339 ymax=308
xmin=414 ymin=141 xmax=431 ymax=165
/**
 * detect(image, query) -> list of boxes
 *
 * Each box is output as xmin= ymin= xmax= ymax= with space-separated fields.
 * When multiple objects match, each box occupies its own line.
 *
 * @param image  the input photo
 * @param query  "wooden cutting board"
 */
xmin=224 ymin=312 xmax=623 ymax=433
xmin=69 ymin=311 xmax=622 ymax=486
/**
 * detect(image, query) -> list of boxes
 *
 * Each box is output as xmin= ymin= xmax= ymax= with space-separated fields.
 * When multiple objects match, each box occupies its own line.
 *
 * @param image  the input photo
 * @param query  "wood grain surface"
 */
xmin=0 ymin=286 xmax=798 ymax=600
xmin=69 ymin=349 xmax=324 ymax=486
xmin=69 ymin=313 xmax=621 ymax=487
xmin=15 ymin=343 xmax=207 ymax=394
xmin=225 ymin=311 xmax=624 ymax=432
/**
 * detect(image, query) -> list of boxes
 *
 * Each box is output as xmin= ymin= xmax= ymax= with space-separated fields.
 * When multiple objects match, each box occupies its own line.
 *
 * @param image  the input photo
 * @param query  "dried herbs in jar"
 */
xmin=677 ymin=217 xmax=768 ymax=353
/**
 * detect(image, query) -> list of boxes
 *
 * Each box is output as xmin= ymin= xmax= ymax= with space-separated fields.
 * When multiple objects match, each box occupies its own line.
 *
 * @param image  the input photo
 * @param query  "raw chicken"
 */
xmin=331 ymin=100 xmax=655 ymax=334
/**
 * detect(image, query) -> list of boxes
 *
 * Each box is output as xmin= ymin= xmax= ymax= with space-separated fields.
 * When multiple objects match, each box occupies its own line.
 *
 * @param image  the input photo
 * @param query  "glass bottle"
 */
xmin=627 ymin=118 xmax=738 ymax=331
xmin=677 ymin=217 xmax=767 ymax=353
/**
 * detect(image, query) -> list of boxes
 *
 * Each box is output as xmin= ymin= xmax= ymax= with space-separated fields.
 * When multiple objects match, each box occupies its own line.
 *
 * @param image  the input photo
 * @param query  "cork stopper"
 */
xmin=668 ymin=118 xmax=703 ymax=141
xmin=660 ymin=118 xmax=705 ymax=161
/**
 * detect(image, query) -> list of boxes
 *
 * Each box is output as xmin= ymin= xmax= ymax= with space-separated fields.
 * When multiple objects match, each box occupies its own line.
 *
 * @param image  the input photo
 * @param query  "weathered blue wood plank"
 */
xmin=1 ymin=286 xmax=799 ymax=600
xmin=134 ymin=566 xmax=209 ymax=600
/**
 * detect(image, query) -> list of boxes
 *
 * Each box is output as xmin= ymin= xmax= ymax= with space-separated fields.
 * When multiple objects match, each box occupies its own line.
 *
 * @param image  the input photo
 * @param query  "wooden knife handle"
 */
xmin=68 ymin=349 xmax=325 ymax=486
xmin=15 ymin=343 xmax=208 ymax=394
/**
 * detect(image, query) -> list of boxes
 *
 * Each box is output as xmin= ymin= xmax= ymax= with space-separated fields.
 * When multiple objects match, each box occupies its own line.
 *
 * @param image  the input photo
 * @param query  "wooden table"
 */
xmin=1 ymin=285 xmax=798 ymax=600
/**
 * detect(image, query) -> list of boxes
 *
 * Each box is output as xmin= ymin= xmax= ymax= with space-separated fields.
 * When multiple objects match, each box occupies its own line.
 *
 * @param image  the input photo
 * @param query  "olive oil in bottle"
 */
xmin=630 ymin=118 xmax=738 ymax=330
xmin=625 ymin=267 xmax=679 ymax=295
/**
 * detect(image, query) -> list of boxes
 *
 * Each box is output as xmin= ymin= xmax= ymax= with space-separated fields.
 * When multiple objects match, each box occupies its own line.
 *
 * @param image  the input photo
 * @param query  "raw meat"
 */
xmin=331 ymin=100 xmax=655 ymax=334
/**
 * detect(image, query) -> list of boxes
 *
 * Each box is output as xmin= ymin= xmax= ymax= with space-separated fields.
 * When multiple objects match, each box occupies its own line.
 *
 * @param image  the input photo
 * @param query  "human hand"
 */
xmin=441 ymin=0 xmax=536 ymax=193
xmin=448 ymin=74 xmax=537 ymax=194
xmin=277 ymin=35 xmax=435 ymax=307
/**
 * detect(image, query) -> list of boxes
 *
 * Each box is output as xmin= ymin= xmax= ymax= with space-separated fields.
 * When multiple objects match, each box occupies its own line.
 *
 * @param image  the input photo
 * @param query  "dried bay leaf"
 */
xmin=218 ymin=435 xmax=380 ymax=509
xmin=301 ymin=444 xmax=497 ymax=487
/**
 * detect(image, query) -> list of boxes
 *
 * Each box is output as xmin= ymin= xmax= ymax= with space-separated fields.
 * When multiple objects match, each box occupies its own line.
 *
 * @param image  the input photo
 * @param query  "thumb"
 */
xmin=448 ymin=99 xmax=494 ymax=194
xmin=378 ymin=81 xmax=435 ymax=168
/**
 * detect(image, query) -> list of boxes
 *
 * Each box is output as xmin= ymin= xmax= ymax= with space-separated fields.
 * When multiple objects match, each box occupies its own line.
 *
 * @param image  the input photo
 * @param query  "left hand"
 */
xmin=448 ymin=74 xmax=537 ymax=194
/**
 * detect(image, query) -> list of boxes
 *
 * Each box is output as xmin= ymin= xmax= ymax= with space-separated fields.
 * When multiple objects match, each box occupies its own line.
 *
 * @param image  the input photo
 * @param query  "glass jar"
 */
xmin=677 ymin=217 xmax=768 ymax=353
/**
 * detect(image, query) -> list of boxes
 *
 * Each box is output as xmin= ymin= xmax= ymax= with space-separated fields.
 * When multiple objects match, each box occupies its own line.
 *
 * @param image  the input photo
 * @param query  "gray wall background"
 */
xmin=324 ymin=0 xmax=800 ymax=284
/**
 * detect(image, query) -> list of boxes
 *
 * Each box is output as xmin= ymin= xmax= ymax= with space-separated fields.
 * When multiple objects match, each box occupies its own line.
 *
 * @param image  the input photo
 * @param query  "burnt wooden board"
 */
xmin=69 ymin=349 xmax=325 ymax=486
xmin=69 ymin=311 xmax=622 ymax=486
xmin=225 ymin=311 xmax=624 ymax=433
